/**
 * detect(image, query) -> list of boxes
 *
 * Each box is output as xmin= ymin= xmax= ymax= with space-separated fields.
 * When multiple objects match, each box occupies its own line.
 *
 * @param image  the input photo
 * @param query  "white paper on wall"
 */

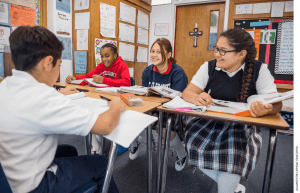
xmin=252 ymin=3 xmax=271 ymax=14
xmin=271 ymin=2 xmax=284 ymax=17
xmin=57 ymin=11 xmax=71 ymax=34
xmin=0 ymin=2 xmax=9 ymax=24
xmin=119 ymin=2 xmax=136 ymax=25
xmin=74 ymin=0 xmax=89 ymax=11
xmin=119 ymin=23 xmax=135 ymax=43
xmin=95 ymin=39 xmax=117 ymax=65
xmin=137 ymin=27 xmax=148 ymax=45
xmin=100 ymin=3 xmax=116 ymax=38
xmin=235 ymin=4 xmax=252 ymax=14
xmin=137 ymin=47 xmax=148 ymax=63
xmin=0 ymin=26 xmax=10 ymax=52
xmin=129 ymin=67 xmax=134 ymax=77
xmin=77 ymin=29 xmax=88 ymax=50
xmin=285 ymin=1 xmax=293 ymax=12
xmin=137 ymin=10 xmax=149 ymax=30
xmin=119 ymin=42 xmax=134 ymax=62
xmin=75 ymin=12 xmax=90 ymax=29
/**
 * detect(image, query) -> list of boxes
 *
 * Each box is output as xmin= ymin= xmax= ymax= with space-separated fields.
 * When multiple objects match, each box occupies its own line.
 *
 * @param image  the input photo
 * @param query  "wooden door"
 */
xmin=174 ymin=3 xmax=225 ymax=82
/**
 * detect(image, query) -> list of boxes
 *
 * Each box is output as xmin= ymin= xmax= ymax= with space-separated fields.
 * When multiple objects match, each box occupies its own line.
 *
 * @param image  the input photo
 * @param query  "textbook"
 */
xmin=120 ymin=86 xmax=182 ymax=99
xmin=70 ymin=78 xmax=110 ymax=88
xmin=163 ymin=90 xmax=293 ymax=116
xmin=66 ymin=92 xmax=157 ymax=147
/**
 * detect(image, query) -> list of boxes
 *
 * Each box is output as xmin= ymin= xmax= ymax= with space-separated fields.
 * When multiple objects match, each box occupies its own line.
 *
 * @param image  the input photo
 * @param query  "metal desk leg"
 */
xmin=160 ymin=116 xmax=172 ymax=193
xmin=101 ymin=142 xmax=118 ymax=193
xmin=262 ymin=128 xmax=278 ymax=193
xmin=85 ymin=133 xmax=92 ymax=155
xmin=147 ymin=125 xmax=153 ymax=193
xmin=96 ymin=135 xmax=104 ymax=155
xmin=156 ymin=111 xmax=164 ymax=193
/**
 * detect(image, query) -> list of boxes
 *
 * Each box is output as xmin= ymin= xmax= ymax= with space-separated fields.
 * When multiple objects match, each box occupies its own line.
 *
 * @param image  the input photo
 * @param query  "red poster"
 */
xmin=10 ymin=4 xmax=35 ymax=27
xmin=246 ymin=29 xmax=261 ymax=60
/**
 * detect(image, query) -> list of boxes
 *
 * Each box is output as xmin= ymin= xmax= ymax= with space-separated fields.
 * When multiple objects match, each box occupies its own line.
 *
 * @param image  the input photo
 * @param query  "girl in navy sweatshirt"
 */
xmin=130 ymin=38 xmax=188 ymax=172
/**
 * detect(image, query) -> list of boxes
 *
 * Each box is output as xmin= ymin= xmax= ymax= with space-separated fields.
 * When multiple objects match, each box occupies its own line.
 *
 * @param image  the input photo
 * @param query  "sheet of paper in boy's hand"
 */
xmin=104 ymin=110 xmax=158 ymax=148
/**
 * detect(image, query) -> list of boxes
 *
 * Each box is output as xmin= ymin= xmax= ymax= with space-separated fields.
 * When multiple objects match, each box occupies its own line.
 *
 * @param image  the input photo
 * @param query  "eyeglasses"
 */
xmin=213 ymin=46 xmax=237 ymax=56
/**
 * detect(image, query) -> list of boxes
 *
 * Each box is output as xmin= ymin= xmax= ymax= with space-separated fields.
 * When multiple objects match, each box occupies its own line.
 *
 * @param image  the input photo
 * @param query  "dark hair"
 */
xmin=220 ymin=27 xmax=257 ymax=102
xmin=9 ymin=26 xmax=64 ymax=72
xmin=101 ymin=43 xmax=118 ymax=57
xmin=151 ymin=38 xmax=176 ymax=64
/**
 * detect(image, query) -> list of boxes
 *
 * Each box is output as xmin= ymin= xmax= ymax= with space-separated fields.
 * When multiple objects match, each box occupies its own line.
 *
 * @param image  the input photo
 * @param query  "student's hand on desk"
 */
xmin=194 ymin=92 xmax=213 ymax=107
xmin=93 ymin=75 xmax=104 ymax=83
xmin=65 ymin=75 xmax=76 ymax=83
xmin=249 ymin=101 xmax=273 ymax=118
xmin=108 ymin=98 xmax=126 ymax=112
xmin=58 ymin=86 xmax=79 ymax=95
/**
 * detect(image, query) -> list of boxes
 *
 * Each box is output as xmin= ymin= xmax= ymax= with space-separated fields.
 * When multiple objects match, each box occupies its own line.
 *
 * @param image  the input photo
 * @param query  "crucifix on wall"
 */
xmin=189 ymin=23 xmax=203 ymax=47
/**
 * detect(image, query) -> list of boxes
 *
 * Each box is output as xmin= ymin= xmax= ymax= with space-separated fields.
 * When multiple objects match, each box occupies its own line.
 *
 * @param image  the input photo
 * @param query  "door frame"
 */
xmin=169 ymin=0 xmax=229 ymax=52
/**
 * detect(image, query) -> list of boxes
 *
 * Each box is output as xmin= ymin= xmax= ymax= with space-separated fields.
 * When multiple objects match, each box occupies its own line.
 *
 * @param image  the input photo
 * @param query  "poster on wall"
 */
xmin=77 ymin=29 xmax=88 ymax=50
xmin=36 ymin=0 xmax=42 ymax=26
xmin=275 ymin=20 xmax=293 ymax=75
xmin=57 ymin=36 xmax=72 ymax=60
xmin=119 ymin=23 xmax=135 ymax=43
xmin=119 ymin=2 xmax=136 ymax=25
xmin=11 ymin=26 xmax=18 ymax=32
xmin=137 ymin=47 xmax=148 ymax=63
xmin=0 ymin=25 xmax=10 ymax=52
xmin=75 ymin=12 xmax=90 ymax=29
xmin=260 ymin=29 xmax=276 ymax=44
xmin=1 ymin=0 xmax=35 ymax=9
xmin=100 ymin=3 xmax=116 ymax=38
xmin=74 ymin=0 xmax=89 ymax=11
xmin=0 ymin=53 xmax=3 ymax=78
xmin=119 ymin=42 xmax=134 ymax=62
xmin=137 ymin=27 xmax=148 ymax=45
xmin=57 ymin=11 xmax=71 ymax=34
xmin=74 ymin=51 xmax=87 ymax=73
xmin=10 ymin=4 xmax=35 ymax=26
xmin=94 ymin=38 xmax=117 ymax=65
xmin=154 ymin=23 xmax=169 ymax=36
xmin=0 ymin=2 xmax=9 ymax=24
xmin=56 ymin=0 xmax=70 ymax=13
xmin=137 ymin=10 xmax=149 ymax=30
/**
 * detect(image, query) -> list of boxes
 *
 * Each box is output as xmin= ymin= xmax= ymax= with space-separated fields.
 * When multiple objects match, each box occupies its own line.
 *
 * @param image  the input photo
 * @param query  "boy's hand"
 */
xmin=92 ymin=75 xmax=104 ymax=83
xmin=108 ymin=97 xmax=126 ymax=112
xmin=65 ymin=75 xmax=76 ymax=83
xmin=194 ymin=92 xmax=213 ymax=107
xmin=249 ymin=101 xmax=273 ymax=118
xmin=58 ymin=86 xmax=79 ymax=95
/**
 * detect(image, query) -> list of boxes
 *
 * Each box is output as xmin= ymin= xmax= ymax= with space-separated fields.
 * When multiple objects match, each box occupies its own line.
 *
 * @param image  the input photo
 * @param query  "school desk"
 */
xmin=84 ymin=92 xmax=161 ymax=193
xmin=155 ymin=107 xmax=289 ymax=193
xmin=53 ymin=82 xmax=170 ymax=103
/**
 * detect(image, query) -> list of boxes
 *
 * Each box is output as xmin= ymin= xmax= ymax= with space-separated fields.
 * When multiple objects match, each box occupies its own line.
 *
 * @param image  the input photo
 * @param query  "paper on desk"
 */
xmin=69 ymin=96 xmax=158 ymax=147
xmin=96 ymin=87 xmax=120 ymax=93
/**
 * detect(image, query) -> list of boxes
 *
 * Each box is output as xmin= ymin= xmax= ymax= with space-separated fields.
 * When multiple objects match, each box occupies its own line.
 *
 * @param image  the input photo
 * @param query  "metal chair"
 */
xmin=0 ymin=161 xmax=97 ymax=193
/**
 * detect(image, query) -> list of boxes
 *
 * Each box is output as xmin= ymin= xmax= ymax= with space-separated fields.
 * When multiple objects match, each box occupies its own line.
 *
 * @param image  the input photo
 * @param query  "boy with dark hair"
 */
xmin=0 ymin=26 xmax=124 ymax=193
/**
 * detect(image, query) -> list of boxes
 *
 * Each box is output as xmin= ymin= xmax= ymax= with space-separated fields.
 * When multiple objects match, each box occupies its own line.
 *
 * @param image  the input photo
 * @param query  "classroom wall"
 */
xmin=148 ymin=0 xmax=229 ymax=66
xmin=47 ymin=0 xmax=73 ymax=82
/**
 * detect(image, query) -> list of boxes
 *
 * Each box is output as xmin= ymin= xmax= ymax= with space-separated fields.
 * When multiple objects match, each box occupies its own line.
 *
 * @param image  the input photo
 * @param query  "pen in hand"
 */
xmin=99 ymin=95 xmax=111 ymax=101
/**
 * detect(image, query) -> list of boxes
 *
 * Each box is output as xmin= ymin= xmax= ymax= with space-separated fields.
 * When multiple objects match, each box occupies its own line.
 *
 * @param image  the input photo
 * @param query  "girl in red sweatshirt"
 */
xmin=66 ymin=43 xmax=131 ymax=87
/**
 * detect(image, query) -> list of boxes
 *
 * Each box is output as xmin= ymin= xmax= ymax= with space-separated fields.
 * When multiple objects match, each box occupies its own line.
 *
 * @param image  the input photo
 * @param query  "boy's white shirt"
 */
xmin=0 ymin=69 xmax=98 ymax=193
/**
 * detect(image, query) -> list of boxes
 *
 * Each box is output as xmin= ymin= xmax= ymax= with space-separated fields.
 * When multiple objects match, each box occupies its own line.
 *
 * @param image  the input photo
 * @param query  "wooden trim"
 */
xmin=126 ymin=0 xmax=152 ymax=11
xmin=40 ymin=0 xmax=47 ymax=28
xmin=228 ymin=0 xmax=293 ymax=29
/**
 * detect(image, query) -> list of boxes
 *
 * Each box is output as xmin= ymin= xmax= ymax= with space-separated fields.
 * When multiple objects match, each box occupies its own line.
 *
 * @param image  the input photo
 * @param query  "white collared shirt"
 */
xmin=0 ymin=70 xmax=98 ymax=193
xmin=191 ymin=61 xmax=277 ymax=94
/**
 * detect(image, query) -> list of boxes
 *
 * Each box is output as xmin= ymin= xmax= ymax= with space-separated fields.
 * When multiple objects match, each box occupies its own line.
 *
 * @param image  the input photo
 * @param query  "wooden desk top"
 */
xmin=156 ymin=106 xmax=290 ymax=130
xmin=54 ymin=82 xmax=170 ymax=103
xmin=85 ymin=92 xmax=161 ymax=114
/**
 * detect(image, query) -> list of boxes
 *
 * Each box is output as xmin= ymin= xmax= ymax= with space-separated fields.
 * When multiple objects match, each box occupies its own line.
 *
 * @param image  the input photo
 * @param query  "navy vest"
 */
xmin=203 ymin=59 xmax=262 ymax=102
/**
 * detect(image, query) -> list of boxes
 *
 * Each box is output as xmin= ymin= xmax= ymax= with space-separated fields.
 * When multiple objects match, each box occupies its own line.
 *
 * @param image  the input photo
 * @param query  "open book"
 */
xmin=70 ymin=78 xmax=110 ymax=88
xmin=66 ymin=92 xmax=158 ymax=147
xmin=119 ymin=86 xmax=182 ymax=99
xmin=162 ymin=90 xmax=293 ymax=116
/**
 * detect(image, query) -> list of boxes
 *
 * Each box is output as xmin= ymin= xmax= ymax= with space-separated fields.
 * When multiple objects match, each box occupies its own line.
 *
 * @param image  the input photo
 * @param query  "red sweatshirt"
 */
xmin=75 ymin=56 xmax=131 ymax=87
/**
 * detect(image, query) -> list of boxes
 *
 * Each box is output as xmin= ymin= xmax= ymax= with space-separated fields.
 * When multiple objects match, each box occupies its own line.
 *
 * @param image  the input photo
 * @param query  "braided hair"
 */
xmin=101 ymin=43 xmax=118 ymax=57
xmin=151 ymin=38 xmax=176 ymax=64
xmin=220 ymin=28 xmax=257 ymax=102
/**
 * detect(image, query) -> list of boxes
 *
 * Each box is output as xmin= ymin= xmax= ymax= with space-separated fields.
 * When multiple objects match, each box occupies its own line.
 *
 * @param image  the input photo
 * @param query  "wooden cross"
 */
xmin=189 ymin=23 xmax=203 ymax=47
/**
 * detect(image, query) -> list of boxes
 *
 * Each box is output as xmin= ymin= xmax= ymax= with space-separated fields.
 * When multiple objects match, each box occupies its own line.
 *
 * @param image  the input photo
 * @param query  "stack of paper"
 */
xmin=119 ymin=86 xmax=149 ymax=95
xmin=149 ymin=86 xmax=182 ymax=99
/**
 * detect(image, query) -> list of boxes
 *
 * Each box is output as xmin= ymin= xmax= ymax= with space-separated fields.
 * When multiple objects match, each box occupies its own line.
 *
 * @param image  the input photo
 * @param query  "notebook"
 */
xmin=70 ymin=78 xmax=110 ymax=88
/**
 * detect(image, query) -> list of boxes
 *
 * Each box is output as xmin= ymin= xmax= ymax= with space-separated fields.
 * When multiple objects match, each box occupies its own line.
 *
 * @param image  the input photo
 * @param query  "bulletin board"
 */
xmin=234 ymin=19 xmax=293 ymax=83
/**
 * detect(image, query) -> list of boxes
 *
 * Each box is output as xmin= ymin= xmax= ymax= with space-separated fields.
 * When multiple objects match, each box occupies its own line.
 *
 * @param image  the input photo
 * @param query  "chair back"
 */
xmin=0 ymin=162 xmax=13 ymax=193
xmin=130 ymin=77 xmax=135 ymax=86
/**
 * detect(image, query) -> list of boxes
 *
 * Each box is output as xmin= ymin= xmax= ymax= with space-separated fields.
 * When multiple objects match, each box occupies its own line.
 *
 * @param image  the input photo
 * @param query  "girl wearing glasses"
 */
xmin=182 ymin=28 xmax=282 ymax=192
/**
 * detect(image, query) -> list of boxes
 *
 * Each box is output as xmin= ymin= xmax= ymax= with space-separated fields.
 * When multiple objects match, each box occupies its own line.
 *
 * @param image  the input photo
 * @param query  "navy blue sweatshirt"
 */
xmin=142 ymin=61 xmax=188 ymax=92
